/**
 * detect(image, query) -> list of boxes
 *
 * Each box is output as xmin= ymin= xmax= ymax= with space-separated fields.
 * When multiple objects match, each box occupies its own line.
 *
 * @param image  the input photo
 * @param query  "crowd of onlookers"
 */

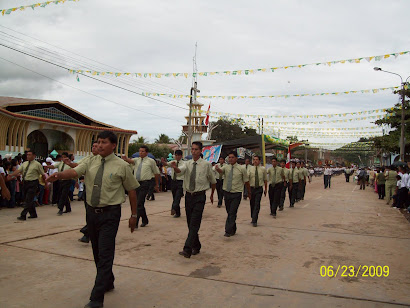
xmin=346 ymin=163 xmax=410 ymax=212
xmin=0 ymin=152 xmax=78 ymax=209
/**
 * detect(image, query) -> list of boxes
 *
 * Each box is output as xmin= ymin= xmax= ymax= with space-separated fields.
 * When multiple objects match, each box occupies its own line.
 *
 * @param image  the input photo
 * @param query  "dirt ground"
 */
xmin=0 ymin=175 xmax=409 ymax=308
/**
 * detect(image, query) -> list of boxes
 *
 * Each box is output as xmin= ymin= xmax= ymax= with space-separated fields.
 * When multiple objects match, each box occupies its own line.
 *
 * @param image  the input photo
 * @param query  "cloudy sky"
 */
xmin=0 ymin=0 xmax=409 ymax=145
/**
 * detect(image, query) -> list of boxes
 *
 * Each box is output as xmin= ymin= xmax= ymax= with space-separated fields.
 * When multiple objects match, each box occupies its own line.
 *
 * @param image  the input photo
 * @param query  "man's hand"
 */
xmin=154 ymin=186 xmax=160 ymax=193
xmin=210 ymin=193 xmax=214 ymax=204
xmin=161 ymin=158 xmax=168 ymax=165
xmin=215 ymin=165 xmax=221 ymax=172
xmin=63 ymin=157 xmax=71 ymax=164
xmin=46 ymin=173 xmax=60 ymax=183
xmin=170 ymin=161 xmax=177 ymax=168
xmin=129 ymin=216 xmax=137 ymax=232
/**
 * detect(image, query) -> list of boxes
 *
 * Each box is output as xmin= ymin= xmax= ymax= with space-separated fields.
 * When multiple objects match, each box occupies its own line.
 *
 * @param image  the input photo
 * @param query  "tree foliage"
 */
xmin=155 ymin=133 xmax=171 ymax=144
xmin=210 ymin=117 xmax=258 ymax=142
xmin=372 ymin=88 xmax=410 ymax=153
xmin=128 ymin=136 xmax=171 ymax=158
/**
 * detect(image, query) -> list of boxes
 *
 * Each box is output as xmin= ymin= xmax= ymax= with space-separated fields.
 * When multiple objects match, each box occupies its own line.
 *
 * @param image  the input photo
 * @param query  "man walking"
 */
xmin=267 ymin=157 xmax=285 ymax=218
xmin=215 ymin=151 xmax=250 ymax=237
xmin=170 ymin=141 xmax=216 ymax=258
xmin=247 ymin=155 xmax=267 ymax=226
xmin=122 ymin=145 xmax=160 ymax=227
xmin=299 ymin=161 xmax=308 ymax=201
xmin=47 ymin=131 xmax=140 ymax=308
xmin=7 ymin=150 xmax=45 ymax=220
xmin=214 ymin=157 xmax=225 ymax=208
xmin=324 ymin=165 xmax=332 ymax=189
xmin=289 ymin=161 xmax=301 ymax=207
xmin=345 ymin=167 xmax=351 ymax=182
xmin=162 ymin=150 xmax=184 ymax=218
xmin=243 ymin=158 xmax=251 ymax=200
xmin=279 ymin=159 xmax=290 ymax=210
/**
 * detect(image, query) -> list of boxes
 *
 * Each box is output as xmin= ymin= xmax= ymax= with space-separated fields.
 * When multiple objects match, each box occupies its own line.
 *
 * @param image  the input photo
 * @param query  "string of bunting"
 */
xmin=68 ymin=51 xmax=409 ymax=78
xmin=206 ymin=107 xmax=393 ymax=120
xmin=143 ymin=86 xmax=399 ymax=100
xmin=1 ymin=0 xmax=79 ymax=16
xmin=256 ymin=126 xmax=381 ymax=131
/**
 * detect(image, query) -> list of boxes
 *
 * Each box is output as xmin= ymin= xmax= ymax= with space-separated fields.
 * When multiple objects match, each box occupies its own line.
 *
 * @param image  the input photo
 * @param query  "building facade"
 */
xmin=0 ymin=97 xmax=137 ymax=160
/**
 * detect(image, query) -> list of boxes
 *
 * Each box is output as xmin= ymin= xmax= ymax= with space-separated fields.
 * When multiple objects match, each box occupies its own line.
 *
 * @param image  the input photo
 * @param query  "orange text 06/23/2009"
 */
xmin=320 ymin=265 xmax=389 ymax=278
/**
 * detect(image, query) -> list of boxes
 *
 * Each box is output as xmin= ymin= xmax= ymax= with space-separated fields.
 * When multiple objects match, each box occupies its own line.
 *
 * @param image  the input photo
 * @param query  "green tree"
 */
xmin=155 ymin=134 xmax=171 ymax=144
xmin=211 ymin=117 xmax=258 ymax=142
xmin=372 ymin=90 xmax=410 ymax=153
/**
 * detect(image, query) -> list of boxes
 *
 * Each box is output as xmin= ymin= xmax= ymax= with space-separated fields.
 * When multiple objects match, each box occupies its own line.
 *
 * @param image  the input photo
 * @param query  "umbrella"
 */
xmin=184 ymin=155 xmax=192 ymax=160
xmin=132 ymin=152 xmax=156 ymax=159
xmin=391 ymin=161 xmax=406 ymax=167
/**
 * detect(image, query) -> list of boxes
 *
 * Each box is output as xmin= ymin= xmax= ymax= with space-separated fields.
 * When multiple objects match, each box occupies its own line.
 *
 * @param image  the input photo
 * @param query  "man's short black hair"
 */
xmin=62 ymin=152 xmax=69 ymax=157
xmin=271 ymin=157 xmax=277 ymax=162
xmin=192 ymin=141 xmax=203 ymax=150
xmin=27 ymin=150 xmax=36 ymax=155
xmin=97 ymin=131 xmax=118 ymax=145
xmin=55 ymin=154 xmax=62 ymax=160
xmin=280 ymin=159 xmax=286 ymax=163
xmin=228 ymin=151 xmax=238 ymax=158
xmin=254 ymin=155 xmax=261 ymax=160
xmin=175 ymin=150 xmax=183 ymax=156
xmin=139 ymin=145 xmax=149 ymax=153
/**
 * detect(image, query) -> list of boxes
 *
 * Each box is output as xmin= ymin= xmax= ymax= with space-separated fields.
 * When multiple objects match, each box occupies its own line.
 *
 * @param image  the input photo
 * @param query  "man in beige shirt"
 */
xmin=122 ymin=145 xmax=160 ymax=227
xmin=162 ymin=149 xmax=184 ymax=217
xmin=47 ymin=131 xmax=139 ymax=308
xmin=267 ymin=157 xmax=285 ymax=218
xmin=247 ymin=155 xmax=267 ymax=227
xmin=171 ymin=141 xmax=216 ymax=258
xmin=290 ymin=161 xmax=303 ymax=207
xmin=214 ymin=156 xmax=226 ymax=207
xmin=8 ymin=150 xmax=45 ymax=220
xmin=298 ymin=161 xmax=308 ymax=201
xmin=215 ymin=151 xmax=251 ymax=237
xmin=279 ymin=159 xmax=290 ymax=210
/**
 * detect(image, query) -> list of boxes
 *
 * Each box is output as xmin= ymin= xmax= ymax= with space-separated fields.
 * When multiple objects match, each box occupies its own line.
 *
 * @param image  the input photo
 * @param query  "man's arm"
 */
xmin=0 ymin=175 xmax=10 ymax=200
xmin=46 ymin=169 xmax=78 ymax=182
xmin=214 ymin=164 xmax=224 ymax=174
xmin=128 ymin=189 xmax=138 ymax=232
xmin=121 ymin=155 xmax=135 ymax=164
xmin=6 ymin=169 xmax=22 ymax=181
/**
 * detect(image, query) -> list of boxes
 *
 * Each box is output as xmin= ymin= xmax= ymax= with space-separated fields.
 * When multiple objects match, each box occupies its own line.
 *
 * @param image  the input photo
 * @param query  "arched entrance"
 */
xmin=27 ymin=130 xmax=48 ymax=158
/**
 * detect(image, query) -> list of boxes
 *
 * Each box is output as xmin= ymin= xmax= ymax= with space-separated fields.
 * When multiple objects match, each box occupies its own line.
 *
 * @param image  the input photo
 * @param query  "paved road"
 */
xmin=0 ymin=175 xmax=409 ymax=307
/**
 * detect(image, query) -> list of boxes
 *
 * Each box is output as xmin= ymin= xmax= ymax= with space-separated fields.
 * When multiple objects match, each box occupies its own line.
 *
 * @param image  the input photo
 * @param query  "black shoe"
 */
xmin=279 ymin=207 xmax=284 ymax=211
xmin=84 ymin=301 xmax=104 ymax=308
xmin=290 ymin=205 xmax=294 ymax=208
xmin=57 ymin=210 xmax=63 ymax=216
xmin=78 ymin=236 xmax=89 ymax=243
xmin=217 ymin=204 xmax=222 ymax=208
xmin=270 ymin=213 xmax=273 ymax=216
xmin=272 ymin=214 xmax=277 ymax=219
xmin=192 ymin=249 xmax=200 ymax=255
xmin=28 ymin=215 xmax=38 ymax=219
xmin=173 ymin=214 xmax=181 ymax=218
xmin=252 ymin=223 xmax=257 ymax=227
xmin=140 ymin=222 xmax=148 ymax=227
xmin=63 ymin=210 xmax=71 ymax=213
xmin=179 ymin=250 xmax=191 ymax=258
xmin=171 ymin=209 xmax=176 ymax=215
xmin=17 ymin=216 xmax=26 ymax=221
xmin=224 ymin=232 xmax=231 ymax=237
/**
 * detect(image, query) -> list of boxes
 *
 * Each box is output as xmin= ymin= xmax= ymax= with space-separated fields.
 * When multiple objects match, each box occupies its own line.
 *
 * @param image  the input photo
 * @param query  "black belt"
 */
xmin=24 ymin=179 xmax=39 ymax=183
xmin=138 ymin=180 xmax=151 ymax=183
xmin=86 ymin=204 xmax=120 ymax=213
xmin=186 ymin=190 xmax=206 ymax=196
xmin=172 ymin=179 xmax=183 ymax=182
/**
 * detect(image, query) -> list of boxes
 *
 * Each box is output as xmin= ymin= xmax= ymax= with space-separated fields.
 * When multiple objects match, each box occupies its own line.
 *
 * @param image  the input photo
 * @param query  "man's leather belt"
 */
xmin=186 ymin=190 xmax=206 ymax=196
xmin=86 ymin=204 xmax=120 ymax=213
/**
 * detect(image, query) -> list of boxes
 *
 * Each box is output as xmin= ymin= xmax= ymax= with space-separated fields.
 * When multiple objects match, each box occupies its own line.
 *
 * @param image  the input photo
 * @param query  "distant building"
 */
xmin=0 ymin=97 xmax=137 ymax=159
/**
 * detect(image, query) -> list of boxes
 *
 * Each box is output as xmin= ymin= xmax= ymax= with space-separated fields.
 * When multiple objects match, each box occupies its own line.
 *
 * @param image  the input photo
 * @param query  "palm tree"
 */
xmin=155 ymin=134 xmax=171 ymax=144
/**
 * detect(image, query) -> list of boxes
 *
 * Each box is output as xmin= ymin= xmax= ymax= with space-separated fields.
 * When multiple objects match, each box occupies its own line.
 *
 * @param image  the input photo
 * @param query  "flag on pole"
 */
xmin=204 ymin=103 xmax=211 ymax=125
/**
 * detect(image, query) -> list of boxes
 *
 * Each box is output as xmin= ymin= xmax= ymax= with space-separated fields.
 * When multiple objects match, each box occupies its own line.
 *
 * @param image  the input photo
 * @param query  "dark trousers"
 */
xmin=298 ymin=180 xmax=305 ymax=200
xmin=359 ymin=178 xmax=366 ymax=190
xmin=136 ymin=180 xmax=150 ymax=225
xmin=290 ymin=182 xmax=299 ymax=206
xmin=269 ymin=183 xmax=283 ymax=215
xmin=224 ymin=191 xmax=242 ymax=235
xmin=38 ymin=184 xmax=45 ymax=205
xmin=58 ymin=180 xmax=71 ymax=212
xmin=216 ymin=179 xmax=224 ymax=206
xmin=146 ymin=178 xmax=155 ymax=200
xmin=171 ymin=180 xmax=183 ymax=216
xmin=183 ymin=192 xmax=206 ymax=254
xmin=280 ymin=182 xmax=289 ymax=207
xmin=250 ymin=186 xmax=263 ymax=223
xmin=377 ymin=184 xmax=385 ymax=199
xmin=80 ymin=188 xmax=89 ymax=237
xmin=324 ymin=175 xmax=331 ymax=189
xmin=345 ymin=174 xmax=350 ymax=182
xmin=398 ymin=188 xmax=408 ymax=208
xmin=86 ymin=204 xmax=121 ymax=303
xmin=52 ymin=180 xmax=60 ymax=204
xmin=20 ymin=180 xmax=39 ymax=218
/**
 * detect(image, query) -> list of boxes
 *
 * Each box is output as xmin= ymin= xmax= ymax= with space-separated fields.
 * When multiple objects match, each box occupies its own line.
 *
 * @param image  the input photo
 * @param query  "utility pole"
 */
xmin=187 ymin=43 xmax=200 ymax=149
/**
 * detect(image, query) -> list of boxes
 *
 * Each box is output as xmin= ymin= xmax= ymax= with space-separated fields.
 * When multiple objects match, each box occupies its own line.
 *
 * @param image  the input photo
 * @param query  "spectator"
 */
xmin=376 ymin=167 xmax=385 ymax=200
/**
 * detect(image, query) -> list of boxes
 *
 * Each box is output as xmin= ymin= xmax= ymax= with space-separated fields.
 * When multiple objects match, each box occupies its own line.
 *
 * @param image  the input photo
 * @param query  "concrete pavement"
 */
xmin=0 ymin=175 xmax=409 ymax=307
